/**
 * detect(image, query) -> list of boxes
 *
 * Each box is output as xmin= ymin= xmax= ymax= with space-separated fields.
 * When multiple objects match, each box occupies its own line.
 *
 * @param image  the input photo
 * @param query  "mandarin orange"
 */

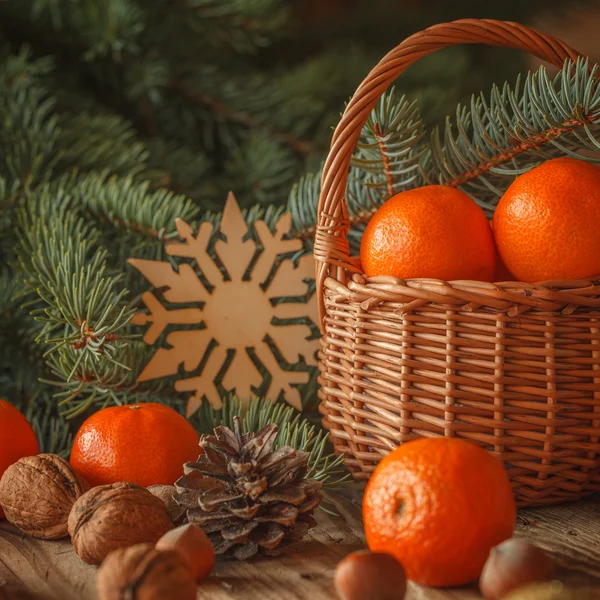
xmin=489 ymin=220 xmax=515 ymax=282
xmin=0 ymin=399 xmax=40 ymax=519
xmin=360 ymin=185 xmax=496 ymax=281
xmin=70 ymin=403 xmax=200 ymax=488
xmin=363 ymin=438 xmax=516 ymax=588
xmin=493 ymin=157 xmax=600 ymax=282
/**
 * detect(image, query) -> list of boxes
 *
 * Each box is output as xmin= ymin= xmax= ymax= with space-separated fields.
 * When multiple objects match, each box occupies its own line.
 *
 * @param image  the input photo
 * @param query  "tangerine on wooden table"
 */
xmin=493 ymin=157 xmax=600 ymax=283
xmin=70 ymin=403 xmax=200 ymax=488
xmin=360 ymin=185 xmax=496 ymax=281
xmin=0 ymin=399 xmax=40 ymax=519
xmin=363 ymin=437 xmax=516 ymax=588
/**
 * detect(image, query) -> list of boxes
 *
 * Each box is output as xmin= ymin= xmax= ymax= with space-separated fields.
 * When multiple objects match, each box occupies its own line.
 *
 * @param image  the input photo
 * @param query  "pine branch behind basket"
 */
xmin=289 ymin=57 xmax=600 ymax=238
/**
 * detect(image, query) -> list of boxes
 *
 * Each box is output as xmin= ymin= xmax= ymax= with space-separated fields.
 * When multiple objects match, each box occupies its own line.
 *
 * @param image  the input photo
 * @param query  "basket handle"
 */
xmin=314 ymin=19 xmax=582 ymax=329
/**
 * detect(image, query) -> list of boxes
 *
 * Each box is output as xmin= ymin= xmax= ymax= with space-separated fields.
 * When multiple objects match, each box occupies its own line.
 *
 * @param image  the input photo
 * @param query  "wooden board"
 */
xmin=1 ymin=489 xmax=600 ymax=599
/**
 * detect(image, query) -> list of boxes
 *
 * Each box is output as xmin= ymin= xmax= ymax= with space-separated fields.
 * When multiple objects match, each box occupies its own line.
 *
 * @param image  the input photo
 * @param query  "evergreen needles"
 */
xmin=289 ymin=58 xmax=600 ymax=233
xmin=1 ymin=1 xmax=597 ymax=427
xmin=430 ymin=58 xmax=600 ymax=211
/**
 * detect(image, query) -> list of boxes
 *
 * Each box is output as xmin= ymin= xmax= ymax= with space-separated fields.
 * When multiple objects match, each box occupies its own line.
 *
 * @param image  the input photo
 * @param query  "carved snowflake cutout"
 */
xmin=129 ymin=193 xmax=318 ymax=416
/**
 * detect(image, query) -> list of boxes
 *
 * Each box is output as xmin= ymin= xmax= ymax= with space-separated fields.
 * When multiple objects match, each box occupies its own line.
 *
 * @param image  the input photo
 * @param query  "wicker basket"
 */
xmin=314 ymin=19 xmax=600 ymax=507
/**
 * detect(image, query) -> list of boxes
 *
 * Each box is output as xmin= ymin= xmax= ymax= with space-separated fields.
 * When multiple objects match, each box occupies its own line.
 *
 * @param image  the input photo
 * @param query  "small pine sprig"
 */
xmin=56 ymin=112 xmax=149 ymax=176
xmin=351 ymin=87 xmax=428 ymax=201
xmin=190 ymin=396 xmax=350 ymax=491
xmin=70 ymin=172 xmax=200 ymax=243
xmin=429 ymin=58 xmax=600 ymax=211
xmin=26 ymin=398 xmax=73 ymax=458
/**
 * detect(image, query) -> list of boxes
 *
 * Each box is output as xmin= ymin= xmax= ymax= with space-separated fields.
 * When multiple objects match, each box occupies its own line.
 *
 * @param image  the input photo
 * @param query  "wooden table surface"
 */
xmin=1 ymin=487 xmax=599 ymax=599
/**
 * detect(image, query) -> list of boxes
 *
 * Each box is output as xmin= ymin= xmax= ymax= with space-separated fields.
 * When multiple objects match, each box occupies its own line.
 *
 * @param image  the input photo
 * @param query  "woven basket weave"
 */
xmin=314 ymin=19 xmax=600 ymax=507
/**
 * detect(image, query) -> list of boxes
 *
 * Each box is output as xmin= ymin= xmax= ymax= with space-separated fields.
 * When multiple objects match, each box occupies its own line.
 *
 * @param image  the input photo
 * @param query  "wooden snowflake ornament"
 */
xmin=129 ymin=193 xmax=318 ymax=416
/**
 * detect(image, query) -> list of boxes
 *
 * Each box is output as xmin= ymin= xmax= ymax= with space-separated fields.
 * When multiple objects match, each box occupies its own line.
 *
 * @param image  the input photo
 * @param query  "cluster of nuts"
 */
xmin=0 ymin=457 xmax=215 ymax=600
xmin=96 ymin=524 xmax=215 ymax=600
xmin=334 ymin=539 xmax=568 ymax=600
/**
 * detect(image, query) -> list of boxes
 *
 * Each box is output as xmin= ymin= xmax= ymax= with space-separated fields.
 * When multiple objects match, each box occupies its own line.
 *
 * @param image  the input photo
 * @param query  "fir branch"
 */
xmin=70 ymin=172 xmax=200 ymax=241
xmin=42 ymin=342 xmax=167 ymax=418
xmin=26 ymin=397 xmax=73 ymax=457
xmin=351 ymin=88 xmax=428 ymax=201
xmin=0 ymin=174 xmax=24 ymax=217
xmin=144 ymin=139 xmax=219 ymax=206
xmin=173 ymin=0 xmax=290 ymax=54
xmin=288 ymin=168 xmax=321 ymax=237
xmin=0 ymin=45 xmax=54 ymax=85
xmin=0 ymin=59 xmax=60 ymax=188
xmin=16 ymin=195 xmax=134 ymax=349
xmin=0 ymin=284 xmax=45 ymax=404
xmin=430 ymin=58 xmax=600 ymax=211
xmin=12 ymin=190 xmax=170 ymax=416
xmin=0 ymin=269 xmax=21 ymax=313
xmin=69 ymin=0 xmax=145 ymax=61
xmin=190 ymin=395 xmax=350 ymax=490
xmin=170 ymin=79 xmax=315 ymax=156
xmin=287 ymin=58 xmax=600 ymax=237
xmin=225 ymin=131 xmax=298 ymax=205
xmin=375 ymin=124 xmax=393 ymax=197
xmin=56 ymin=112 xmax=149 ymax=176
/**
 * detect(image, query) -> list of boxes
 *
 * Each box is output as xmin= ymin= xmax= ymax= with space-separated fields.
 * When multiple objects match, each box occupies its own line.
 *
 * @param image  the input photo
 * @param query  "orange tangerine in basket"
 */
xmin=493 ymin=157 xmax=600 ymax=283
xmin=363 ymin=438 xmax=516 ymax=588
xmin=360 ymin=185 xmax=496 ymax=281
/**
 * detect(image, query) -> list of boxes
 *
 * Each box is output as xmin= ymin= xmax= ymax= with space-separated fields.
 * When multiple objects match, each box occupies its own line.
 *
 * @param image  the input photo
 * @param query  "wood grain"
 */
xmin=1 ymin=490 xmax=599 ymax=599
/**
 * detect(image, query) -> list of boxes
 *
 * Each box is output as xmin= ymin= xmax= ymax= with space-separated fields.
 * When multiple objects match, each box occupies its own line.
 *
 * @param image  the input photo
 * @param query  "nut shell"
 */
xmin=335 ymin=550 xmax=407 ymax=600
xmin=68 ymin=481 xmax=173 ymax=565
xmin=156 ymin=523 xmax=215 ymax=581
xmin=97 ymin=543 xmax=196 ymax=600
xmin=0 ymin=454 xmax=89 ymax=539
xmin=480 ymin=539 xmax=555 ymax=600
xmin=147 ymin=484 xmax=185 ymax=524
xmin=502 ymin=581 xmax=598 ymax=600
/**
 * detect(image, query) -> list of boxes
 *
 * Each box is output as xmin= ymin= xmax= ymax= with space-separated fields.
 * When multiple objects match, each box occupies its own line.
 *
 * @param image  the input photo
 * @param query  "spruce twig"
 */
xmin=287 ymin=58 xmax=600 ymax=236
xmin=170 ymin=79 xmax=315 ymax=157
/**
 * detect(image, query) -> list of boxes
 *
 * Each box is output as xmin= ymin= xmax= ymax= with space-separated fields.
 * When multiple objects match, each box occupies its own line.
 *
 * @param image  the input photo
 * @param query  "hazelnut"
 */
xmin=501 ymin=581 xmax=598 ymax=600
xmin=0 ymin=454 xmax=89 ymax=539
xmin=335 ymin=550 xmax=407 ymax=600
xmin=156 ymin=523 xmax=215 ymax=581
xmin=480 ymin=539 xmax=556 ymax=600
xmin=147 ymin=484 xmax=185 ymax=524
xmin=97 ymin=544 xmax=196 ymax=600
xmin=68 ymin=481 xmax=173 ymax=565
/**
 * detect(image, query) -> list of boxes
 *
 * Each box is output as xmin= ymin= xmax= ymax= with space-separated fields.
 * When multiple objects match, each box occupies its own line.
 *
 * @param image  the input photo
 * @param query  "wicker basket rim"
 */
xmin=325 ymin=274 xmax=600 ymax=316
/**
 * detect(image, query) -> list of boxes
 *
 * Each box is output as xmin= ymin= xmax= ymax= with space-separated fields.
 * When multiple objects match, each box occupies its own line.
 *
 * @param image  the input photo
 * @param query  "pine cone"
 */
xmin=174 ymin=417 xmax=323 ymax=560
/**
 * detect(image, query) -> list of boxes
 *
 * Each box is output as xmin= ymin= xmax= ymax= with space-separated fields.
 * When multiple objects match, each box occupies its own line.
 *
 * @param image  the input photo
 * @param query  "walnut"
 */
xmin=0 ymin=453 xmax=89 ymax=540
xmin=147 ymin=484 xmax=185 ymax=524
xmin=68 ymin=481 xmax=173 ymax=565
xmin=97 ymin=544 xmax=196 ymax=600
